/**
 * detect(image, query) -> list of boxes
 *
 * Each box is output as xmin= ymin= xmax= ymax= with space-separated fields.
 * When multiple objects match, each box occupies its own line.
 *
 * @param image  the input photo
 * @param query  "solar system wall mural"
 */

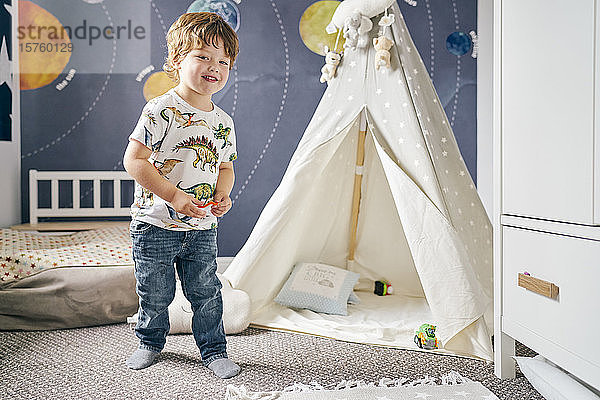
xmin=15 ymin=0 xmax=478 ymax=256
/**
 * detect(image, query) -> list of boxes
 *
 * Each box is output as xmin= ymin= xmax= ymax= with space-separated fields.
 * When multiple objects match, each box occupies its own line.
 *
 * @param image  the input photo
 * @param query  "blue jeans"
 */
xmin=130 ymin=220 xmax=227 ymax=365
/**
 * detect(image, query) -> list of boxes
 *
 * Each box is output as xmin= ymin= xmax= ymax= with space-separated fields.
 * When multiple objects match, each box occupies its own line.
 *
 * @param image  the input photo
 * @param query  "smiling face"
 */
xmin=174 ymin=38 xmax=231 ymax=110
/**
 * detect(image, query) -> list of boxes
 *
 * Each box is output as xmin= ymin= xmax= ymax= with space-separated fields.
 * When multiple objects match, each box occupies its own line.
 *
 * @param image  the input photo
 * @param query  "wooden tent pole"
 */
xmin=348 ymin=110 xmax=367 ymax=269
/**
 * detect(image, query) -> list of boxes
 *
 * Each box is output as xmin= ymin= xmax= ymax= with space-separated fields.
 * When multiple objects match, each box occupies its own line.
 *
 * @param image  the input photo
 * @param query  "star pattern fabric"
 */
xmin=0 ymin=226 xmax=132 ymax=284
xmin=364 ymin=5 xmax=493 ymax=344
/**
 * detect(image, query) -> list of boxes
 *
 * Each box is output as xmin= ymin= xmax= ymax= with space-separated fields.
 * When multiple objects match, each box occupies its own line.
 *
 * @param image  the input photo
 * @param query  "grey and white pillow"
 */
xmin=274 ymin=262 xmax=360 ymax=316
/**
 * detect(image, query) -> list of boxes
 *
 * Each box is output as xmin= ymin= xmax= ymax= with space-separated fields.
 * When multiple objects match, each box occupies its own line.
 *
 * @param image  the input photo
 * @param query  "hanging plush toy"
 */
xmin=343 ymin=10 xmax=373 ymax=50
xmin=342 ymin=11 xmax=360 ymax=49
xmin=327 ymin=0 xmax=395 ymax=34
xmin=373 ymin=35 xmax=394 ymax=70
xmin=319 ymin=46 xmax=342 ymax=84
xmin=373 ymin=12 xmax=395 ymax=70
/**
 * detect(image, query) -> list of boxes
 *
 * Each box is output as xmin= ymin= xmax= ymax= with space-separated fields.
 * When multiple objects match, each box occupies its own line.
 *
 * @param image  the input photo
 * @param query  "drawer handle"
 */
xmin=518 ymin=273 xmax=559 ymax=299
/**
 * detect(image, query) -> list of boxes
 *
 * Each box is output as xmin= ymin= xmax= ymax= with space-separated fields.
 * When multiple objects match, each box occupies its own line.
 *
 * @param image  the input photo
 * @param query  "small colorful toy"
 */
xmin=374 ymin=280 xmax=393 ymax=296
xmin=414 ymin=323 xmax=440 ymax=350
xmin=197 ymin=201 xmax=219 ymax=209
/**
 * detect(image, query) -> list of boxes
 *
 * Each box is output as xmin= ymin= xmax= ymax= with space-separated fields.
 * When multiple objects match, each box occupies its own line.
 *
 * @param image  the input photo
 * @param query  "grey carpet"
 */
xmin=0 ymin=325 xmax=542 ymax=400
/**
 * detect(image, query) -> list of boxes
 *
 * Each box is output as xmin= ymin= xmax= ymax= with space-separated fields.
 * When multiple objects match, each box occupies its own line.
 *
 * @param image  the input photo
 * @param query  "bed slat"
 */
xmin=51 ymin=180 xmax=59 ymax=211
xmin=29 ymin=170 xmax=38 ymax=225
xmin=114 ymin=180 xmax=121 ymax=209
xmin=73 ymin=179 xmax=80 ymax=209
xmin=93 ymin=179 xmax=101 ymax=210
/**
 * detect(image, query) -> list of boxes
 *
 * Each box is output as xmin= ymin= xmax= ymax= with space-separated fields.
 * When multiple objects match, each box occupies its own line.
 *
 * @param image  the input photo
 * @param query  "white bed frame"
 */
xmin=29 ymin=170 xmax=134 ymax=225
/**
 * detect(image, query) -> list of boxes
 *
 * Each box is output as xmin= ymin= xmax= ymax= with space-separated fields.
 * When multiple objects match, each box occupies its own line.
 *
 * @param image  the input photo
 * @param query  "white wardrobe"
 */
xmin=493 ymin=0 xmax=600 ymax=392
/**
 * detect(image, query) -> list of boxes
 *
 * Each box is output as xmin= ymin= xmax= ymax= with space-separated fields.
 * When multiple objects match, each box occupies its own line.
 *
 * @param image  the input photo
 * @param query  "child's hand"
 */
xmin=211 ymin=191 xmax=232 ymax=217
xmin=171 ymin=190 xmax=207 ymax=219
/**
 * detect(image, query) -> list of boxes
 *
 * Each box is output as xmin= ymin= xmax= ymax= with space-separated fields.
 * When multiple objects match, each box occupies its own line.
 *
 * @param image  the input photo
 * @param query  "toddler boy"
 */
xmin=123 ymin=12 xmax=240 ymax=379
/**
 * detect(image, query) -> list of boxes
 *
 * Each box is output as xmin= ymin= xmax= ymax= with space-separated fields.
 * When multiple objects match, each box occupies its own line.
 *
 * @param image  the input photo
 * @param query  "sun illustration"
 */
xmin=19 ymin=1 xmax=72 ymax=90
xmin=143 ymin=71 xmax=177 ymax=101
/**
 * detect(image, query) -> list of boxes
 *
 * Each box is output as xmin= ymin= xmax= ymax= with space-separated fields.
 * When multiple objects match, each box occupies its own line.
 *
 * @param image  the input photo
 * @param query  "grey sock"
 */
xmin=207 ymin=358 xmax=240 ymax=379
xmin=126 ymin=348 xmax=160 ymax=370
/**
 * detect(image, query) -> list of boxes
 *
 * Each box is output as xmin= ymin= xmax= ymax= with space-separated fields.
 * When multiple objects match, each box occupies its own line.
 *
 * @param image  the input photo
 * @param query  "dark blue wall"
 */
xmin=0 ymin=0 xmax=11 ymax=142
xmin=19 ymin=0 xmax=477 ymax=256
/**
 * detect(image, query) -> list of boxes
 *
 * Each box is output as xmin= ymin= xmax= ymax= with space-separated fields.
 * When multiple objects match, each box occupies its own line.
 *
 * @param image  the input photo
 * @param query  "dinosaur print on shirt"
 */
xmin=128 ymin=89 xmax=237 ymax=231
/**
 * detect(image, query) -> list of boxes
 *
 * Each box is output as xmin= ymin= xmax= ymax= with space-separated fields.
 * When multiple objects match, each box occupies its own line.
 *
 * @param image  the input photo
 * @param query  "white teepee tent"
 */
xmin=224 ymin=2 xmax=493 ymax=360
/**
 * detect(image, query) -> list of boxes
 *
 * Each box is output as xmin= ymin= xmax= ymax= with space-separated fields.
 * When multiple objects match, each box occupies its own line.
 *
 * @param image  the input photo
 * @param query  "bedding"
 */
xmin=0 ymin=226 xmax=246 ymax=332
xmin=0 ymin=225 xmax=133 ymax=284
xmin=0 ymin=266 xmax=137 ymax=330
xmin=0 ymin=225 xmax=137 ymax=330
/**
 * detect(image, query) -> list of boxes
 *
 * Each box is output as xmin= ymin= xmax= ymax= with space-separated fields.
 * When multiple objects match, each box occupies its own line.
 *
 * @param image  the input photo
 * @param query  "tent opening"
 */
xmin=246 ymin=112 xmax=439 ymax=351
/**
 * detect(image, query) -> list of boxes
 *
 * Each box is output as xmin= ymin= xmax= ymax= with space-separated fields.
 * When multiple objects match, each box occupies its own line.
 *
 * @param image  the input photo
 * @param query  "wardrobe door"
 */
xmin=501 ymin=0 xmax=596 ymax=225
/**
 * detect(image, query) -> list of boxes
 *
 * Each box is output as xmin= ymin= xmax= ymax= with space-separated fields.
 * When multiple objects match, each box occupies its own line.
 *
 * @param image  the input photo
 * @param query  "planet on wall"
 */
xmin=143 ymin=71 xmax=176 ymax=101
xmin=187 ymin=0 xmax=240 ymax=31
xmin=19 ymin=0 xmax=72 ymax=90
xmin=446 ymin=31 xmax=472 ymax=56
xmin=299 ymin=1 xmax=344 ymax=56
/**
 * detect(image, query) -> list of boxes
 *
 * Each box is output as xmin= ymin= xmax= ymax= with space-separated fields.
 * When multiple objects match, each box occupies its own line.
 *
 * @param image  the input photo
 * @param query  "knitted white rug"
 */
xmin=225 ymin=372 xmax=500 ymax=399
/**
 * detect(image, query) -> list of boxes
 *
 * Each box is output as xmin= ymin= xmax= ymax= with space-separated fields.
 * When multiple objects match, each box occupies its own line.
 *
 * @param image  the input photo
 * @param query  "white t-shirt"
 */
xmin=129 ymin=89 xmax=237 ymax=231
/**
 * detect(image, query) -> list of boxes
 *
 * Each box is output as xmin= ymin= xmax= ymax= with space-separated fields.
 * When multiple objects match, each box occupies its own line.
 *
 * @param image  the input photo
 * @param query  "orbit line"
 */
xmin=22 ymin=3 xmax=117 ymax=159
xmin=232 ymin=0 xmax=289 ymax=205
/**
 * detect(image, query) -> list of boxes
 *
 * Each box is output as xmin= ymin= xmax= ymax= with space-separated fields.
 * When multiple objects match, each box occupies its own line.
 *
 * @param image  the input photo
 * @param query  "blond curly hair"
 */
xmin=164 ymin=12 xmax=239 ymax=85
